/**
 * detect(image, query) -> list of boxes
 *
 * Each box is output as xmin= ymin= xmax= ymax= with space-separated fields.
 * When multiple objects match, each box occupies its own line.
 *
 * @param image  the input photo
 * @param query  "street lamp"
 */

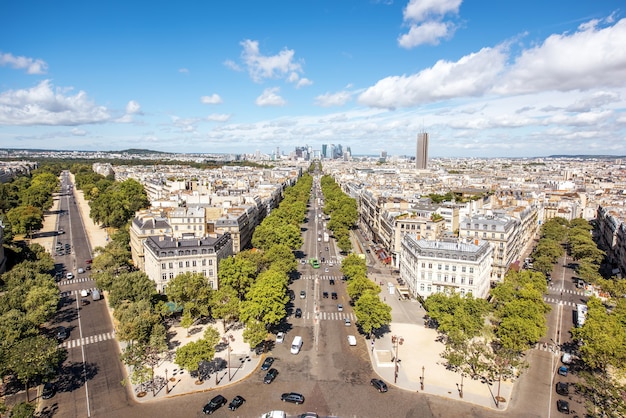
xmin=222 ymin=334 xmax=235 ymax=381
xmin=391 ymin=335 xmax=404 ymax=384
xmin=420 ymin=366 xmax=425 ymax=390
xmin=165 ymin=369 xmax=169 ymax=394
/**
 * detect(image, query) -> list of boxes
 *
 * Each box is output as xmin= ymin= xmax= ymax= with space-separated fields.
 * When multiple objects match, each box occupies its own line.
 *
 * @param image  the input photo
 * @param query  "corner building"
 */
xmin=399 ymin=235 xmax=493 ymax=300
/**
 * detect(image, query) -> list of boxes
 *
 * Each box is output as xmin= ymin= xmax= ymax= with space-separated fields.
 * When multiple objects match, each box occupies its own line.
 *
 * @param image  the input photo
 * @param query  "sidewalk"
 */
xmin=352 ymin=232 xmax=514 ymax=411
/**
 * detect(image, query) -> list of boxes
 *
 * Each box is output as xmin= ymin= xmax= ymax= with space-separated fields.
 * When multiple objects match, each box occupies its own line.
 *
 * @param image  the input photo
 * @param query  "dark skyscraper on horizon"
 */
xmin=416 ymin=132 xmax=429 ymax=169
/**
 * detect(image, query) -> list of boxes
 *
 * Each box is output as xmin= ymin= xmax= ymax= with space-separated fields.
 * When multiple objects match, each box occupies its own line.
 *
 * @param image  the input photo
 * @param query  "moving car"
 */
xmin=371 ymin=378 xmax=388 ymax=393
xmin=323 ymin=292 xmax=328 ymax=298
xmin=203 ymin=394 xmax=227 ymax=414
xmin=56 ymin=326 xmax=69 ymax=341
xmin=331 ymin=292 xmax=338 ymax=299
xmin=276 ymin=332 xmax=285 ymax=344
xmin=345 ymin=318 xmax=351 ymax=326
xmin=337 ymin=304 xmax=343 ymax=312
xmin=66 ymin=272 xmax=74 ymax=279
xmin=295 ymin=308 xmax=302 ymax=318
xmin=281 ymin=392 xmax=305 ymax=404
xmin=228 ymin=395 xmax=245 ymax=411
xmin=347 ymin=335 xmax=357 ymax=346
xmin=558 ymin=365 xmax=568 ymax=376
xmin=557 ymin=399 xmax=570 ymax=414
xmin=264 ymin=368 xmax=278 ymax=384
xmin=261 ymin=357 xmax=275 ymax=371
xmin=329 ymin=279 xmax=335 ymax=285
xmin=300 ymin=290 xmax=306 ymax=299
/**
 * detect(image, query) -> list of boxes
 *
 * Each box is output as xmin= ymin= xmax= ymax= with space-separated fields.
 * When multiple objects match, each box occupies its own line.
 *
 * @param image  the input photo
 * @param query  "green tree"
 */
xmin=107 ymin=271 xmax=156 ymax=310
xmin=341 ymin=254 xmax=367 ymax=280
xmin=211 ymin=286 xmax=240 ymax=332
xmin=174 ymin=338 xmax=217 ymax=375
xmin=239 ymin=270 xmax=288 ymax=327
xmin=346 ymin=275 xmax=380 ymax=302
xmin=263 ymin=244 xmax=297 ymax=274
xmin=353 ymin=290 xmax=391 ymax=336
xmin=166 ymin=272 xmax=213 ymax=319
xmin=218 ymin=255 xmax=258 ymax=300
xmin=242 ymin=319 xmax=267 ymax=350
xmin=6 ymin=205 xmax=43 ymax=237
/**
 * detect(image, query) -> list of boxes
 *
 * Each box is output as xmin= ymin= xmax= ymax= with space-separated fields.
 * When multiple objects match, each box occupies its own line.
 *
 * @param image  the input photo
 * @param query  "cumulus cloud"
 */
xmin=223 ymin=59 xmax=241 ymax=72
xmin=179 ymin=68 xmax=189 ymax=74
xmin=315 ymin=91 xmax=353 ymax=107
xmin=296 ymin=78 xmax=313 ymax=88
xmin=358 ymin=46 xmax=507 ymax=108
xmin=201 ymin=94 xmax=223 ymax=104
xmin=0 ymin=52 xmax=48 ymax=74
xmin=206 ymin=113 xmax=231 ymax=122
xmin=126 ymin=100 xmax=142 ymax=114
xmin=0 ymin=79 xmax=111 ymax=125
xmin=398 ymin=0 xmax=462 ymax=48
xmin=494 ymin=17 xmax=626 ymax=95
xmin=255 ymin=87 xmax=286 ymax=106
xmin=238 ymin=39 xmax=306 ymax=83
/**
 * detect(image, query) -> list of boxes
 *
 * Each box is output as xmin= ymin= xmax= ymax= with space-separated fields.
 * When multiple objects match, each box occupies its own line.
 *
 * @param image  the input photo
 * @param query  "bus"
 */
xmin=309 ymin=258 xmax=320 ymax=269
xmin=576 ymin=304 xmax=588 ymax=327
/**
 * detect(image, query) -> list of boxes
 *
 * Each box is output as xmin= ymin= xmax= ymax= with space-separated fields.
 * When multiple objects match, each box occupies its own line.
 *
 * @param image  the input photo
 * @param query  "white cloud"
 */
xmin=70 ymin=128 xmax=87 ymax=136
xmin=201 ymin=94 xmax=223 ymax=104
xmin=315 ymin=91 xmax=353 ymax=107
xmin=0 ymin=80 xmax=111 ymax=125
xmin=223 ymin=59 xmax=241 ymax=72
xmin=398 ymin=0 xmax=462 ymax=48
xmin=239 ymin=39 xmax=304 ymax=83
xmin=398 ymin=20 xmax=454 ymax=48
xmin=359 ymin=46 xmax=506 ymax=108
xmin=126 ymin=100 xmax=142 ymax=114
xmin=0 ymin=52 xmax=48 ymax=74
xmin=494 ymin=17 xmax=626 ymax=95
xmin=296 ymin=78 xmax=313 ymax=88
xmin=255 ymin=87 xmax=286 ymax=106
xmin=206 ymin=113 xmax=231 ymax=122
xmin=179 ymin=68 xmax=189 ymax=74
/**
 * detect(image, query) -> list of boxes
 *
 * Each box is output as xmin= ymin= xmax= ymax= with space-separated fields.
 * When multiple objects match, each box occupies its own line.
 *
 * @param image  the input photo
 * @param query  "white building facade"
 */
xmin=399 ymin=235 xmax=493 ymax=300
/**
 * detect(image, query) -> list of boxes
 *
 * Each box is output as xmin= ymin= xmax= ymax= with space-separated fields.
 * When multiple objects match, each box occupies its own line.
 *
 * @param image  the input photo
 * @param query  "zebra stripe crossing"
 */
xmin=300 ymin=311 xmax=355 ymax=321
xmin=547 ymin=287 xmax=585 ymax=296
xmin=301 ymin=275 xmax=341 ymax=281
xmin=59 ymin=277 xmax=94 ymax=285
xmin=60 ymin=287 xmax=98 ymax=297
xmin=59 ymin=332 xmax=115 ymax=349
xmin=543 ymin=297 xmax=577 ymax=307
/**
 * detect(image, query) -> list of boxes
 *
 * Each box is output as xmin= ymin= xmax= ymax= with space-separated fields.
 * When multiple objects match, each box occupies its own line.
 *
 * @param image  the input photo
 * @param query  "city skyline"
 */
xmin=1 ymin=1 xmax=626 ymax=157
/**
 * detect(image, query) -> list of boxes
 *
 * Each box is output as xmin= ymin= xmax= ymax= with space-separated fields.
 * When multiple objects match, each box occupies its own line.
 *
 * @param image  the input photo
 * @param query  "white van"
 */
xmin=290 ymin=336 xmax=303 ymax=354
xmin=561 ymin=352 xmax=572 ymax=364
xmin=92 ymin=289 xmax=101 ymax=301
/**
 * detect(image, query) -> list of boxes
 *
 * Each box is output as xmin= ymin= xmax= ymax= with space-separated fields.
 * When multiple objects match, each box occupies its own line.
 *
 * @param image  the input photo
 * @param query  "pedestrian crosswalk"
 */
xmin=299 ymin=311 xmax=355 ymax=321
xmin=59 ymin=332 xmax=115 ymax=349
xmin=300 ymin=275 xmax=341 ymax=281
xmin=59 ymin=277 xmax=94 ymax=285
xmin=543 ymin=297 xmax=577 ymax=307
xmin=60 ymin=287 xmax=98 ymax=297
xmin=532 ymin=342 xmax=560 ymax=354
xmin=547 ymin=287 xmax=585 ymax=296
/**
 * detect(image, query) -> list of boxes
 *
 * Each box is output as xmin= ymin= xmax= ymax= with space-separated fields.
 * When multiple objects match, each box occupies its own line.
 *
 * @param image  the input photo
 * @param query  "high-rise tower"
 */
xmin=416 ymin=132 xmax=429 ymax=170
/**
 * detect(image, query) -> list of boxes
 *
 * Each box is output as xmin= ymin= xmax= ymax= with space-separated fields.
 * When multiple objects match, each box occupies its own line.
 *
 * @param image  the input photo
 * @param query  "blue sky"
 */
xmin=1 ymin=0 xmax=625 ymax=158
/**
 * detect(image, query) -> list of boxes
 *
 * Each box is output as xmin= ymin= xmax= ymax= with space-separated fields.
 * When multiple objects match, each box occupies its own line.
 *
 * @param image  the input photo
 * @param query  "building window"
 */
xmin=421 ymin=271 xmax=425 ymax=279
xmin=421 ymin=262 xmax=425 ymax=268
xmin=209 ymin=269 xmax=214 ymax=276
xmin=192 ymin=260 xmax=197 ymax=267
xmin=179 ymin=262 xmax=183 ymax=268
xmin=437 ymin=273 xmax=442 ymax=281
xmin=500 ymin=233 xmax=504 ymax=239
xmin=162 ymin=274 xmax=167 ymax=281
xmin=209 ymin=260 xmax=213 ymax=266
xmin=461 ymin=276 xmax=465 ymax=284
xmin=428 ymin=263 xmax=432 ymax=269
xmin=492 ymin=233 xmax=495 ymax=238
xmin=169 ymin=262 xmax=173 ymax=269
xmin=427 ymin=284 xmax=432 ymax=292
xmin=445 ymin=264 xmax=449 ymax=271
xmin=202 ymin=270 xmax=206 ymax=276
xmin=185 ymin=261 xmax=190 ymax=267
xmin=436 ymin=285 xmax=441 ymax=293
xmin=438 ymin=264 xmax=442 ymax=270
xmin=482 ymin=232 xmax=487 ymax=238
xmin=462 ymin=266 xmax=466 ymax=272
xmin=469 ymin=277 xmax=474 ymax=285
xmin=452 ymin=265 xmax=457 ymax=272
xmin=420 ymin=283 xmax=425 ymax=291
xmin=209 ymin=281 xmax=214 ymax=289
xmin=469 ymin=267 xmax=474 ymax=273
xmin=451 ymin=276 xmax=456 ymax=283
xmin=161 ymin=263 xmax=166 ymax=269
xmin=169 ymin=272 xmax=174 ymax=279
xmin=428 ymin=272 xmax=432 ymax=280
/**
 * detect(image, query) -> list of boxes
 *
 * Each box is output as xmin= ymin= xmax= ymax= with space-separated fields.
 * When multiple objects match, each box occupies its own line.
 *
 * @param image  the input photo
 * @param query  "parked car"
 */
xmin=300 ymin=290 xmax=306 ymax=299
xmin=329 ymin=279 xmax=335 ymax=285
xmin=42 ymin=382 xmax=56 ymax=399
xmin=331 ymin=292 xmax=338 ymax=299
xmin=295 ymin=308 xmax=302 ymax=318
xmin=281 ymin=392 xmax=305 ymax=404
xmin=556 ymin=382 xmax=569 ymax=396
xmin=66 ymin=272 xmax=74 ymax=279
xmin=556 ymin=399 xmax=570 ymax=414
xmin=337 ymin=304 xmax=343 ymax=312
xmin=347 ymin=335 xmax=357 ymax=346
xmin=77 ymin=268 xmax=84 ymax=274
xmin=558 ymin=365 xmax=568 ymax=376
xmin=264 ymin=368 xmax=278 ymax=384
xmin=323 ymin=292 xmax=329 ymax=298
xmin=345 ymin=318 xmax=351 ymax=326
xmin=203 ymin=394 xmax=227 ymax=414
xmin=276 ymin=332 xmax=285 ymax=344
xmin=370 ymin=378 xmax=388 ymax=393
xmin=228 ymin=395 xmax=245 ymax=411
xmin=261 ymin=357 xmax=275 ymax=371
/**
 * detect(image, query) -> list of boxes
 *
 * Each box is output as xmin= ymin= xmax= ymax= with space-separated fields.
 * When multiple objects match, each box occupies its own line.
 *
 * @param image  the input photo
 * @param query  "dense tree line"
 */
xmin=320 ymin=175 xmax=358 ymax=253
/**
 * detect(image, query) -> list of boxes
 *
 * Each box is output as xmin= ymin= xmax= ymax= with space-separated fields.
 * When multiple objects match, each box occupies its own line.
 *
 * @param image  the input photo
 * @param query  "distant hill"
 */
xmin=547 ymin=155 xmax=626 ymax=159
xmin=119 ymin=148 xmax=171 ymax=155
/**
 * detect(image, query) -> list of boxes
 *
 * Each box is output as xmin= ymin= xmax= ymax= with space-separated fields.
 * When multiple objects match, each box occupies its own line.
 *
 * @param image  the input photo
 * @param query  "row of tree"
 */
xmin=320 ymin=175 xmax=358 ymax=253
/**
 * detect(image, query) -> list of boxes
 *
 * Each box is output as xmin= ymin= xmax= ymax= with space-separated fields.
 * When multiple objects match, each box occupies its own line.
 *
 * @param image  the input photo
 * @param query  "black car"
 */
xmin=371 ymin=378 xmax=388 ymax=393
xmin=264 ymin=368 xmax=278 ymax=384
xmin=323 ymin=292 xmax=329 ymax=298
xmin=331 ymin=292 xmax=338 ymax=299
xmin=329 ymin=279 xmax=335 ymax=285
xmin=228 ymin=395 xmax=245 ymax=411
xmin=41 ymin=382 xmax=55 ymax=399
xmin=203 ymin=394 xmax=227 ymax=414
xmin=261 ymin=356 xmax=274 ymax=371
xmin=281 ymin=392 xmax=305 ymax=404
xmin=556 ymin=382 xmax=569 ymax=396
xmin=56 ymin=326 xmax=69 ymax=341
xmin=557 ymin=399 xmax=570 ymax=414
xmin=295 ymin=308 xmax=302 ymax=318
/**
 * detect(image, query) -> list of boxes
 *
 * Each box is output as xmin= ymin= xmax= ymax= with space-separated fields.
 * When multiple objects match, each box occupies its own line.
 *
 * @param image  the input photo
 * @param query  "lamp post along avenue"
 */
xmin=391 ymin=335 xmax=404 ymax=384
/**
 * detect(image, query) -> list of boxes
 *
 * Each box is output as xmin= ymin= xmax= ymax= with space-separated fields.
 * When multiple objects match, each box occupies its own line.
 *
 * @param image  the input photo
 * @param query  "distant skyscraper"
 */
xmin=416 ymin=132 xmax=429 ymax=169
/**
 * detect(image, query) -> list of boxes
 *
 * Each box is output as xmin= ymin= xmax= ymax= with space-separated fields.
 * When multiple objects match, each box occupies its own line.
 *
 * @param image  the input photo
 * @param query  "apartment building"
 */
xmin=129 ymin=209 xmax=172 ymax=270
xmin=399 ymin=235 xmax=493 ymax=300
xmin=170 ymin=207 xmax=206 ymax=238
xmin=596 ymin=205 xmax=626 ymax=278
xmin=458 ymin=212 xmax=521 ymax=282
xmin=143 ymin=234 xmax=233 ymax=293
